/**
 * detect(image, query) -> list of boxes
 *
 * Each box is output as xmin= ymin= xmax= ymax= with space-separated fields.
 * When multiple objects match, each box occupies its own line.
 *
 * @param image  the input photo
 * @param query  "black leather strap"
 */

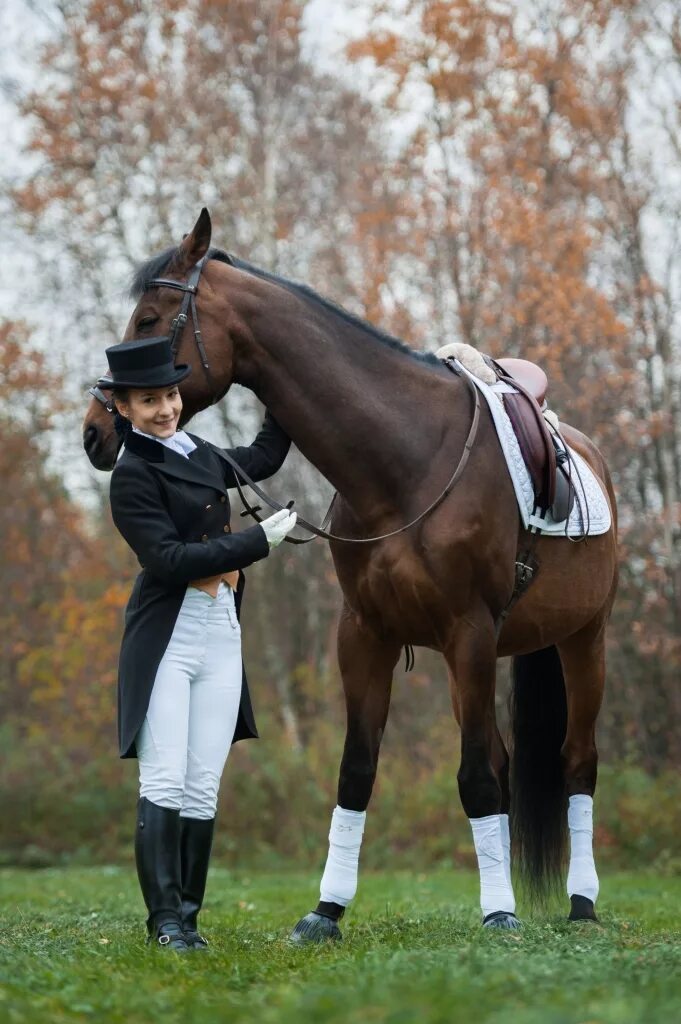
xmin=147 ymin=259 xmax=222 ymax=404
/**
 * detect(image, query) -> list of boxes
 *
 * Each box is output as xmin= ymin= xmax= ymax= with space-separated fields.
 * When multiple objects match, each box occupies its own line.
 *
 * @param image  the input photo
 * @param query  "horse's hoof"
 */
xmin=568 ymin=895 xmax=599 ymax=922
xmin=289 ymin=911 xmax=343 ymax=945
xmin=482 ymin=911 xmax=522 ymax=930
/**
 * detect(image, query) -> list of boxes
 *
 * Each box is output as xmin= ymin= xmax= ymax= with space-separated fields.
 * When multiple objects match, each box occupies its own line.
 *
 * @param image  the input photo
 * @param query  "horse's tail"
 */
xmin=509 ymin=645 xmax=568 ymax=902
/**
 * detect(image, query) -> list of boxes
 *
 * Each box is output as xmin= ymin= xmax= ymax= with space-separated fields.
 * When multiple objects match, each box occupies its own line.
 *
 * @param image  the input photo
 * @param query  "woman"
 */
xmin=101 ymin=335 xmax=297 ymax=952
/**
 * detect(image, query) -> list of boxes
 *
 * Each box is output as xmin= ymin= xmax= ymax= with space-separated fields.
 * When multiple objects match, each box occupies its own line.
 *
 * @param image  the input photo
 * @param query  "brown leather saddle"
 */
xmin=487 ymin=357 xmax=575 ymax=523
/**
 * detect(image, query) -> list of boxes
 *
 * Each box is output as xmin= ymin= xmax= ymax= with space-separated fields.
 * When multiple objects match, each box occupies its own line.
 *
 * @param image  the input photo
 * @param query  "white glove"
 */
xmin=260 ymin=508 xmax=297 ymax=548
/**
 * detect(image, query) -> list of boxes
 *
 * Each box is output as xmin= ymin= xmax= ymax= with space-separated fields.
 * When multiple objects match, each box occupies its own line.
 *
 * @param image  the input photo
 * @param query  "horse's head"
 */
xmin=83 ymin=208 xmax=238 ymax=470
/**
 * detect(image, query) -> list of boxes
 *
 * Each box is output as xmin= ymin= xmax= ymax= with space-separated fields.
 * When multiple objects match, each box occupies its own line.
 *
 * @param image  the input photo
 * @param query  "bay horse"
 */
xmin=83 ymin=209 xmax=618 ymax=937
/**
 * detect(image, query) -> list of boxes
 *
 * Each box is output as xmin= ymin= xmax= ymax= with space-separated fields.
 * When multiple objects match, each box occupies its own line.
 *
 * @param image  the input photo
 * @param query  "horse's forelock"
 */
xmin=129 ymin=246 xmax=180 ymax=299
xmin=128 ymin=245 xmax=234 ymax=300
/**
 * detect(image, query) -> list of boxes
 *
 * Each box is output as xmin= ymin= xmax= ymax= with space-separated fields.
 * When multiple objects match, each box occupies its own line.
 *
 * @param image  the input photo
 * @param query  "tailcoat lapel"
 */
xmin=124 ymin=429 xmax=227 ymax=493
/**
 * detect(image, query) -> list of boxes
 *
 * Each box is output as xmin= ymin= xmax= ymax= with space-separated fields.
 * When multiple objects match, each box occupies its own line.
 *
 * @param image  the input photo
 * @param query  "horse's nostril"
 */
xmin=83 ymin=425 xmax=99 ymax=456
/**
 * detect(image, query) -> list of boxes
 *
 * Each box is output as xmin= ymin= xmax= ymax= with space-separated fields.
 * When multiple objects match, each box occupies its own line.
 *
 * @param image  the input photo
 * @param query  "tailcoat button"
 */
xmin=201 ymin=534 xmax=208 ymax=542
xmin=220 ymin=496 xmax=226 ymax=503
xmin=223 ymin=525 xmax=230 ymax=533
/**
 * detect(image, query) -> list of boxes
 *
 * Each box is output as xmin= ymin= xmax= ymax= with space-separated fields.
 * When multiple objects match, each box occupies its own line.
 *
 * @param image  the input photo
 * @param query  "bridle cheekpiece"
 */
xmin=89 ymin=256 xmax=219 ymax=410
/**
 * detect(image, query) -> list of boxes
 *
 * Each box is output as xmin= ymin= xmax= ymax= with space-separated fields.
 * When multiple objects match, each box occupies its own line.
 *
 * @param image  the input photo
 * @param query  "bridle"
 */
xmin=88 ymin=259 xmax=481 ymax=545
xmin=88 ymin=256 xmax=221 ymax=412
xmin=144 ymin=256 xmax=223 ymax=402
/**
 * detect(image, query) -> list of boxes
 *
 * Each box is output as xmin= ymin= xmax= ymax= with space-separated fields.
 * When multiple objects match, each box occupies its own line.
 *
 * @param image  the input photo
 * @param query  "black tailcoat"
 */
xmin=109 ymin=413 xmax=290 ymax=758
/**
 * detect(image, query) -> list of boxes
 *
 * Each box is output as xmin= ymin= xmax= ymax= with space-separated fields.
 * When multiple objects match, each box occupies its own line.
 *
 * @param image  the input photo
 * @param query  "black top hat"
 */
xmin=97 ymin=337 xmax=191 ymax=390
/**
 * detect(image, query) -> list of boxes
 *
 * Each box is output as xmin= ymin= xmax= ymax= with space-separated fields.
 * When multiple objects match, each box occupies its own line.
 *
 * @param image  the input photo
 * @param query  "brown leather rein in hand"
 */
xmin=207 ymin=360 xmax=480 ymax=545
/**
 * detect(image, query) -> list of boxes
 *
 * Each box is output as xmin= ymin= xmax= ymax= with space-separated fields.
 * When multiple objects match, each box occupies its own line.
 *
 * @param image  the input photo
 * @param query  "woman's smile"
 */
xmin=115 ymin=386 xmax=183 ymax=438
xmin=152 ymin=415 xmax=178 ymax=435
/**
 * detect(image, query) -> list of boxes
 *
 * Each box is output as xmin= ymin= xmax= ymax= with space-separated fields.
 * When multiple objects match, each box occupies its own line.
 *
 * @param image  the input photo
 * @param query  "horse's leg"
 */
xmin=290 ymin=605 xmax=400 ymax=944
xmin=557 ymin=625 xmax=606 ymax=922
xmin=494 ymin=725 xmax=512 ymax=889
xmin=446 ymin=614 xmax=520 ymax=930
xmin=449 ymin=672 xmax=512 ymax=891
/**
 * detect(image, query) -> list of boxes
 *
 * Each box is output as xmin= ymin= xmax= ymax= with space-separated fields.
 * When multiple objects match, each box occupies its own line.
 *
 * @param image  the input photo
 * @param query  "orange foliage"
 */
xmin=8 ymin=0 xmax=681 ymax=771
xmin=343 ymin=1 xmax=679 ymax=765
xmin=0 ymin=321 xmax=135 ymax=752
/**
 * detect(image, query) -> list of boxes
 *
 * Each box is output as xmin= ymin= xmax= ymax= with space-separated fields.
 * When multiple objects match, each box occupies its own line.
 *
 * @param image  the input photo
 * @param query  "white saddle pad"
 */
xmin=454 ymin=361 xmax=612 ymax=537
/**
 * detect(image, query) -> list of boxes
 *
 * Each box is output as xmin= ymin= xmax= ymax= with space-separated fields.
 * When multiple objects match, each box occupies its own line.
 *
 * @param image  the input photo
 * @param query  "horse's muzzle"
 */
xmin=83 ymin=424 xmax=118 ymax=471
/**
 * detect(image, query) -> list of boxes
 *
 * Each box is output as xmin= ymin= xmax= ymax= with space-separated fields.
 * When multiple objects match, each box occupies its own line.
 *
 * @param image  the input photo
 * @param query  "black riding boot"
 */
xmin=134 ymin=797 xmax=190 ymax=951
xmin=180 ymin=815 xmax=215 ymax=950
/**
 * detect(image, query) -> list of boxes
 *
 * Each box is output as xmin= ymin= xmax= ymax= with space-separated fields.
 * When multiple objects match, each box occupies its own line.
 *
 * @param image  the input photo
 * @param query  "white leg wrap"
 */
xmin=470 ymin=814 xmax=516 ymax=916
xmin=319 ymin=805 xmax=366 ymax=906
xmin=566 ymin=794 xmax=599 ymax=903
xmin=500 ymin=813 xmax=512 ymax=889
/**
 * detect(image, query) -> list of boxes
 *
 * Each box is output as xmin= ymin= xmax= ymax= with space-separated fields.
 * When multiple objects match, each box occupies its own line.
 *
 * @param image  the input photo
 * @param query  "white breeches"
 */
xmin=136 ymin=583 xmax=242 ymax=819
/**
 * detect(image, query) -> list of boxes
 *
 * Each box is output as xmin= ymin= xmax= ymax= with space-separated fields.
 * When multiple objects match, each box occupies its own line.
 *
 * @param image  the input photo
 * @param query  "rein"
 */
xmin=208 ymin=363 xmax=480 ymax=544
xmin=89 ymin=260 xmax=482 ymax=545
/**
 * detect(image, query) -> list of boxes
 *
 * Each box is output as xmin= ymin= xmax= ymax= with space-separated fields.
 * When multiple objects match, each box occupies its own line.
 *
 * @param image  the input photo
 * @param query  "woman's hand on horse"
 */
xmin=261 ymin=508 xmax=297 ymax=548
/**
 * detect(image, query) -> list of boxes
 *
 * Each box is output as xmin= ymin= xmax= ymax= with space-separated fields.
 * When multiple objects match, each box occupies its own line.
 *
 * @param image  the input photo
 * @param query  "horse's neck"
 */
xmin=233 ymin=291 xmax=444 ymax=512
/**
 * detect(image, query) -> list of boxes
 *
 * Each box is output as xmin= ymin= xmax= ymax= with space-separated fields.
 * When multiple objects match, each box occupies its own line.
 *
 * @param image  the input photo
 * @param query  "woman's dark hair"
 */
xmin=112 ymin=388 xmax=130 ymax=406
xmin=112 ymin=390 xmax=132 ymax=441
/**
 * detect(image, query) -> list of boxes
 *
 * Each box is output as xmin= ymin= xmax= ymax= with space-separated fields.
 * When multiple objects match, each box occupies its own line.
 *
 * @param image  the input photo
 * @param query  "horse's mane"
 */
xmin=130 ymin=246 xmax=440 ymax=367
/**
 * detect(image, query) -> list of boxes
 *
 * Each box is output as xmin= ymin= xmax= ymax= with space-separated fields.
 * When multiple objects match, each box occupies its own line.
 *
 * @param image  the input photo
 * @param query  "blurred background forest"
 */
xmin=0 ymin=0 xmax=680 ymax=871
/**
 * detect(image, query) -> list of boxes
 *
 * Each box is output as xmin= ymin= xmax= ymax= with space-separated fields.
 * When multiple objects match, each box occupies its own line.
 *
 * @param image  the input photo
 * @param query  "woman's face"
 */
xmin=115 ymin=386 xmax=183 ymax=439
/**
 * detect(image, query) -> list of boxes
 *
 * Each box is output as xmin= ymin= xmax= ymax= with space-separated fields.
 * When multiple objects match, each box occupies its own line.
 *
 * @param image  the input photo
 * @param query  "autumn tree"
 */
xmin=12 ymin=0 xmax=402 ymax=745
xmin=0 ymin=321 xmax=132 ymax=762
xmin=8 ymin=0 xmax=681 ymax=769
xmin=343 ymin=0 xmax=680 ymax=765
xmin=591 ymin=0 xmax=681 ymax=766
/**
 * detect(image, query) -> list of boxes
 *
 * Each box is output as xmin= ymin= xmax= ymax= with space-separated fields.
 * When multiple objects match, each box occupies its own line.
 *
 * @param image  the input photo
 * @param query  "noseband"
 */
xmin=88 ymin=256 xmax=221 ymax=410
xmin=88 ymin=375 xmax=115 ymax=412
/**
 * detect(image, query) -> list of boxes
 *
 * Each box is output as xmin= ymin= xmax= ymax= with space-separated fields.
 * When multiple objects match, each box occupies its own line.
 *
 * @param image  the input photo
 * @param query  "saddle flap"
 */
xmin=502 ymin=392 xmax=556 ymax=511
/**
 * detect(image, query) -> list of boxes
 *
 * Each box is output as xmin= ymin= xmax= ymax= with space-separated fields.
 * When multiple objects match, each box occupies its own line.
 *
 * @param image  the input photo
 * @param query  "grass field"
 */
xmin=1 ymin=867 xmax=679 ymax=1023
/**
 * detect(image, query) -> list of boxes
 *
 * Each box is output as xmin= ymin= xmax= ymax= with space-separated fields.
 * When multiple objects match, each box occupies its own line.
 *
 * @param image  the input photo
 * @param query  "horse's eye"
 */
xmin=138 ymin=316 xmax=159 ymax=330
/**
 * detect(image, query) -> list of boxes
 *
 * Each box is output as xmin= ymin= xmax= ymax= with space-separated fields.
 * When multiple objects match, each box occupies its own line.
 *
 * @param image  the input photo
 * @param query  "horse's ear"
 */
xmin=174 ymin=208 xmax=212 ymax=272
